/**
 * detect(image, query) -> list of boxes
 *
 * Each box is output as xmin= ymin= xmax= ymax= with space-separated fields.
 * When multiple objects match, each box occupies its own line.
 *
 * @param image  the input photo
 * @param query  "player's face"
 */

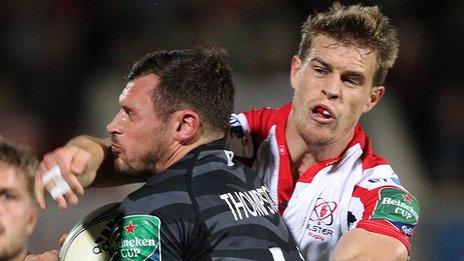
xmin=0 ymin=163 xmax=38 ymax=260
xmin=289 ymin=34 xmax=384 ymax=147
xmin=107 ymin=74 xmax=172 ymax=174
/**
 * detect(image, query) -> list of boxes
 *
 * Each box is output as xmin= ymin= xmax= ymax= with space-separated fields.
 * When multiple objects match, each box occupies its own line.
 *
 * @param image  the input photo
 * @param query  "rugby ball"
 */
xmin=59 ymin=202 xmax=121 ymax=261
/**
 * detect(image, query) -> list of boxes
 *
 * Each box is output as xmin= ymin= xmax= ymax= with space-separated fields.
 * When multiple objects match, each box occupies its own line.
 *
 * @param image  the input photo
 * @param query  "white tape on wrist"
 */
xmin=42 ymin=166 xmax=71 ymax=199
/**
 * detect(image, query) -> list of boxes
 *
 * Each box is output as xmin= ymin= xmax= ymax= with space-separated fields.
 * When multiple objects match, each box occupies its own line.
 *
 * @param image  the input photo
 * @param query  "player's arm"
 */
xmin=331 ymin=228 xmax=408 ymax=261
xmin=35 ymin=135 xmax=144 ymax=209
xmin=334 ymin=182 xmax=420 ymax=261
xmin=35 ymin=135 xmax=105 ymax=209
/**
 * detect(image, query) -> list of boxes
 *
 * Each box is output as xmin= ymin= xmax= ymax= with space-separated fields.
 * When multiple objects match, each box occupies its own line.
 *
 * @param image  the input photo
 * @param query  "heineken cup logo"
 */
xmin=111 ymin=215 xmax=162 ymax=260
xmin=372 ymin=188 xmax=420 ymax=226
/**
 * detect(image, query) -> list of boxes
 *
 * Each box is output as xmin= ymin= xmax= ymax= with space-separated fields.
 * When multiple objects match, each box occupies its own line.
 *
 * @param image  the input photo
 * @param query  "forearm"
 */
xmin=67 ymin=135 xmax=108 ymax=165
xmin=331 ymin=229 xmax=408 ymax=261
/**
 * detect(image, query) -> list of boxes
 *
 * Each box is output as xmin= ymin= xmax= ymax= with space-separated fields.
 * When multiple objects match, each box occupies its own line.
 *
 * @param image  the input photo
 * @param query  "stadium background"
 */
xmin=0 ymin=1 xmax=462 ymax=259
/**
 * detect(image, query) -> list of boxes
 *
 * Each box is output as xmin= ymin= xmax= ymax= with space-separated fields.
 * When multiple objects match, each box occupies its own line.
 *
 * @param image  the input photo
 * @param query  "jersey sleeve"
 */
xmin=226 ymin=113 xmax=255 ymax=161
xmin=349 ymin=176 xmax=420 ymax=252
xmin=110 ymin=211 xmax=210 ymax=260
xmin=110 ymin=214 xmax=166 ymax=260
xmin=226 ymin=108 xmax=276 ymax=166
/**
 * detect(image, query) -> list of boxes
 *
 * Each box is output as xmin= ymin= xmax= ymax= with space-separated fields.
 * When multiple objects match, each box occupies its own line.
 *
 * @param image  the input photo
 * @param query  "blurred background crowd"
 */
xmin=0 ymin=0 xmax=462 ymax=260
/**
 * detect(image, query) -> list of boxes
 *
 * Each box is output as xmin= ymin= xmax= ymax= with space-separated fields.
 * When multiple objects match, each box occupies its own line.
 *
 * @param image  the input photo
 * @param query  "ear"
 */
xmin=26 ymin=205 xmax=39 ymax=235
xmin=171 ymin=110 xmax=200 ymax=143
xmin=363 ymin=85 xmax=385 ymax=113
xmin=290 ymin=55 xmax=302 ymax=90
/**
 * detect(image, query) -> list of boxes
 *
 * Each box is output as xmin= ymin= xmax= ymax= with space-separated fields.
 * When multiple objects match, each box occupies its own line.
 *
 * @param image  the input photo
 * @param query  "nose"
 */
xmin=322 ymin=77 xmax=341 ymax=100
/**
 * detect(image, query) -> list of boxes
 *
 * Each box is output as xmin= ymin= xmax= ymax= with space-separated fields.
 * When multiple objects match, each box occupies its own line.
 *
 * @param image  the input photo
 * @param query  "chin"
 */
xmin=305 ymin=135 xmax=332 ymax=147
xmin=301 ymin=127 xmax=335 ymax=146
xmin=116 ymin=162 xmax=146 ymax=177
xmin=114 ymin=158 xmax=130 ymax=172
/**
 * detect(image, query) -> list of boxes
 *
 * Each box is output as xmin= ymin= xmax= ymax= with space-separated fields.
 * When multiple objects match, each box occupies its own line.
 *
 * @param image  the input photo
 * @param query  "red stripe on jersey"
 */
xmin=352 ymin=185 xmax=410 ymax=251
xmin=353 ymin=185 xmax=380 ymax=220
xmin=243 ymin=104 xmax=296 ymax=213
xmin=353 ymin=185 xmax=401 ymax=220
xmin=299 ymin=156 xmax=341 ymax=183
xmin=273 ymin=104 xmax=295 ymax=213
xmin=243 ymin=106 xmax=279 ymax=153
xmin=356 ymin=220 xmax=411 ymax=251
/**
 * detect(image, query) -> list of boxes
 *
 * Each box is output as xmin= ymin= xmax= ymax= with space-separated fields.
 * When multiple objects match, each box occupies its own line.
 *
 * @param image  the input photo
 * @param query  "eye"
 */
xmin=127 ymin=111 xmax=135 ymax=121
xmin=122 ymin=107 xmax=135 ymax=121
xmin=342 ymin=75 xmax=362 ymax=86
xmin=345 ymin=78 xmax=360 ymax=85
xmin=313 ymin=66 xmax=328 ymax=76
xmin=0 ymin=190 xmax=16 ymax=201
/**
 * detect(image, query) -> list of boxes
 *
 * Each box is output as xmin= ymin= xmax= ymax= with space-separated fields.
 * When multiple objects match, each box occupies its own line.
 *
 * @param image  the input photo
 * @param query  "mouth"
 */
xmin=310 ymin=104 xmax=336 ymax=123
xmin=110 ymin=143 xmax=122 ymax=155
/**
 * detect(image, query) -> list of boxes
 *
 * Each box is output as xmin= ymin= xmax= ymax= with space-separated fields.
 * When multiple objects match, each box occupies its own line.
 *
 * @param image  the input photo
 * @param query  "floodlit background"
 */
xmin=1 ymin=1 xmax=463 ymax=260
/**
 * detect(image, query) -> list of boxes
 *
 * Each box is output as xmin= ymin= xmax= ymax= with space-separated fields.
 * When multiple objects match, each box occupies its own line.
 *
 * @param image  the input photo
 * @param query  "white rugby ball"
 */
xmin=59 ymin=202 xmax=121 ymax=261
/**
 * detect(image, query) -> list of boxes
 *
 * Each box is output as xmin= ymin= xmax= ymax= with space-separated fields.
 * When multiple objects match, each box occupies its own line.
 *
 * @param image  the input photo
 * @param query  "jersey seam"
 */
xmin=185 ymin=151 xmax=214 ymax=255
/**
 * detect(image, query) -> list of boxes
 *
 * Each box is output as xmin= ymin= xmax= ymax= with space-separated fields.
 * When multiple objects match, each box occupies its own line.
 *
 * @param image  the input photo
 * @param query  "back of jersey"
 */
xmin=189 ymin=147 xmax=303 ymax=261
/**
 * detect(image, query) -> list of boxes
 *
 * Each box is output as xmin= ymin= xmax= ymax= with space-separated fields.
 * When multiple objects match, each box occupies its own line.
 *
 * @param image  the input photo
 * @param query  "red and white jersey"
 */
xmin=227 ymin=103 xmax=420 ymax=261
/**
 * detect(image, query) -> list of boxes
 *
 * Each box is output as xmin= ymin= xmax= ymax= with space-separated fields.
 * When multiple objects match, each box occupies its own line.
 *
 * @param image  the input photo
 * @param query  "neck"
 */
xmin=286 ymin=114 xmax=354 ymax=177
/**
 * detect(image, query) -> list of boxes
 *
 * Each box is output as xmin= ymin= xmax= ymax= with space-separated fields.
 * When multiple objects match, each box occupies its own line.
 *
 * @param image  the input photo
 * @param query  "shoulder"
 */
xmin=231 ymin=104 xmax=291 ymax=134
xmin=120 ymin=169 xmax=195 ymax=218
xmin=191 ymin=149 xmax=260 ymax=192
xmin=350 ymin=165 xmax=420 ymax=252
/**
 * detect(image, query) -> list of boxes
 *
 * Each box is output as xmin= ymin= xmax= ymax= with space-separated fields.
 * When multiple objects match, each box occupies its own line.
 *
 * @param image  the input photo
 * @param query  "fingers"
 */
xmin=56 ymin=148 xmax=85 ymax=196
xmin=59 ymin=233 xmax=69 ymax=247
xmin=35 ymin=168 xmax=47 ymax=209
xmin=36 ymin=145 xmax=91 ymax=209
xmin=39 ymin=161 xmax=72 ymax=210
xmin=24 ymin=250 xmax=59 ymax=261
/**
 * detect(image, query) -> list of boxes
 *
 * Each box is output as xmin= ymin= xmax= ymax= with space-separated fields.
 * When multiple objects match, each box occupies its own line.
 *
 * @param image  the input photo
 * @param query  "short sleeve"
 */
xmin=349 ymin=186 xmax=420 ymax=251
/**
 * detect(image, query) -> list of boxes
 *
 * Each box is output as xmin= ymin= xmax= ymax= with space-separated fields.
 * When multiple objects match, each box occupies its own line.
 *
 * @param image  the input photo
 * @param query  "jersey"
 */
xmin=109 ymin=139 xmax=303 ymax=261
xmin=227 ymin=103 xmax=420 ymax=261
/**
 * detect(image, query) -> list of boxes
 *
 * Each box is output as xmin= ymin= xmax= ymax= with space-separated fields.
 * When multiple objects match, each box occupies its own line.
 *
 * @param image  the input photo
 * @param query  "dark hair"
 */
xmin=127 ymin=47 xmax=234 ymax=134
xmin=298 ymin=2 xmax=399 ymax=85
xmin=0 ymin=137 xmax=38 ymax=200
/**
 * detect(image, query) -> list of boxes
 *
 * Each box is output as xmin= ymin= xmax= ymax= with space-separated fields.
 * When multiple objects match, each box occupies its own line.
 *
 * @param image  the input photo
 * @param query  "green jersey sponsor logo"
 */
xmin=372 ymin=188 xmax=420 ymax=225
xmin=110 ymin=215 xmax=161 ymax=260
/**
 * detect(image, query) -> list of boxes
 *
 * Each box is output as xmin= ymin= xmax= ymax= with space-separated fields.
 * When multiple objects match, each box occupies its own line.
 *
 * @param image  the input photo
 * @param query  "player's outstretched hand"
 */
xmin=35 ymin=136 xmax=106 ymax=210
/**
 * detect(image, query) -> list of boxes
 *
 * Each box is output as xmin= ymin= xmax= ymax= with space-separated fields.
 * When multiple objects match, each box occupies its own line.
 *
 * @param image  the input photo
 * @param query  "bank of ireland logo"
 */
xmin=310 ymin=198 xmax=338 ymax=225
xmin=111 ymin=215 xmax=161 ymax=260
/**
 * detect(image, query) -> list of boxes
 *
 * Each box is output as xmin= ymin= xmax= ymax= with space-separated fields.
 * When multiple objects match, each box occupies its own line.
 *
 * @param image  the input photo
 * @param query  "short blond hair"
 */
xmin=0 ymin=137 xmax=38 ymax=200
xmin=298 ymin=2 xmax=399 ymax=85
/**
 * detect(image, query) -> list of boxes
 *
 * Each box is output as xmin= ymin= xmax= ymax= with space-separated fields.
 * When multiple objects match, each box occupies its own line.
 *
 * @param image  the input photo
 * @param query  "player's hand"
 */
xmin=24 ymin=250 xmax=59 ymax=261
xmin=59 ymin=233 xmax=69 ymax=247
xmin=35 ymin=136 xmax=106 ymax=210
